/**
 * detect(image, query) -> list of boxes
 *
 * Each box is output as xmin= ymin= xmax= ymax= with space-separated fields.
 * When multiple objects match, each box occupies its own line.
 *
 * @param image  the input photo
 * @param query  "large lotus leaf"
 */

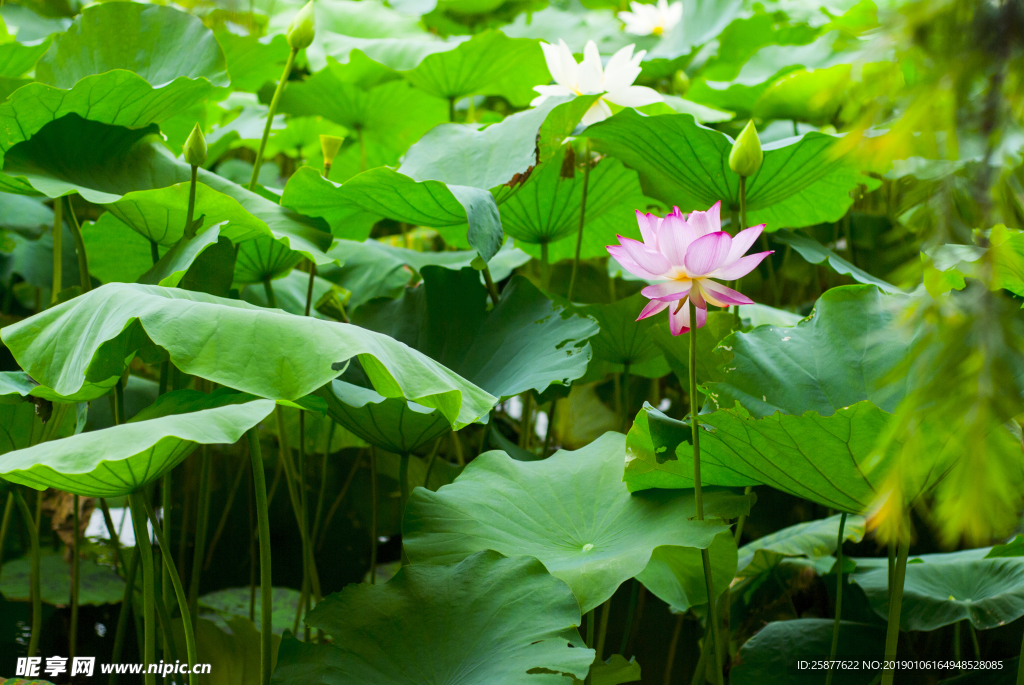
xmin=635 ymin=530 xmax=737 ymax=613
xmin=304 ymin=0 xmax=425 ymax=71
xmin=773 ymin=229 xmax=902 ymax=294
xmin=0 ymin=37 xmax=50 ymax=78
xmin=281 ymin=166 xmax=502 ymax=261
xmin=234 ymin=234 xmax=304 ymax=285
xmin=502 ymin=5 xmax=633 ymax=55
xmin=730 ymin=619 xmax=884 ymax=685
xmin=201 ymin=587 xmax=303 ymax=637
xmin=581 ymin=110 xmax=876 ymax=229
xmin=0 ymin=551 xmax=125 ymax=606
xmin=0 ymin=371 xmax=80 ymax=455
xmin=272 ymin=551 xmax=594 ymax=684
xmin=623 ymin=402 xmax=906 ymax=513
xmin=404 ymin=432 xmax=754 ymax=613
xmin=1 ymin=117 xmax=334 ymax=263
xmin=0 ymin=389 xmax=275 ymax=496
xmin=275 ymin=62 xmax=447 ymax=182
xmin=0 ymin=194 xmax=51 ymax=239
xmin=643 ymin=0 xmax=744 ymax=63
xmin=705 ymin=285 xmax=918 ymax=419
xmin=81 ymin=213 xmax=162 ymax=284
xmin=501 ymin=146 xmax=649 ymax=260
xmin=0 ymin=3 xmax=227 ymax=168
xmin=353 ymin=265 xmax=598 ymax=399
xmin=923 ymin=228 xmax=1024 ymax=299
xmin=853 ymin=557 xmax=1024 ymax=631
xmin=397 ymin=95 xmax=582 ymax=191
xmin=316 ymin=379 xmax=449 ymax=455
xmin=217 ymin=31 xmax=290 ymax=93
xmin=737 ymin=514 xmax=866 ymax=577
xmin=574 ymin=292 xmax=669 ymax=377
xmin=0 ymin=283 xmax=496 ymax=426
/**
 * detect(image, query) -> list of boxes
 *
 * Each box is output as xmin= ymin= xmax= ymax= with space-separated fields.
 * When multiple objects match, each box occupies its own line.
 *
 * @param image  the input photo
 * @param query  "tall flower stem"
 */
xmin=188 ymin=447 xmax=212 ymax=626
xmin=567 ymin=139 xmax=592 ymax=302
xmin=161 ymin=472 xmax=172 ymax=650
xmin=584 ymin=608 xmax=596 ymax=685
xmin=540 ymin=241 xmax=550 ymax=289
xmin=0 ymin=492 xmax=13 ymax=582
xmin=722 ymin=484 xmax=753 ymax=659
xmin=109 ymin=547 xmax=140 ymax=685
xmin=881 ymin=533 xmax=910 ymax=685
xmin=825 ymin=512 xmax=848 ymax=685
xmin=249 ymin=48 xmax=298 ymax=192
xmin=689 ymin=300 xmax=723 ymax=685
xmin=185 ymin=165 xmax=199 ymax=240
xmin=12 ymin=488 xmax=40 ymax=657
xmin=51 ymin=199 xmax=63 ymax=305
xmin=247 ymin=427 xmax=273 ymax=685
xmin=663 ymin=613 xmax=684 ymax=685
xmin=141 ymin=494 xmax=199 ymax=685
xmin=619 ymin=579 xmax=639 ymax=655
xmin=129 ymin=491 xmax=157 ymax=685
xmin=481 ymin=264 xmax=500 ymax=305
xmin=369 ymin=447 xmax=379 ymax=583
xmin=595 ymin=599 xmax=611 ymax=660
xmin=65 ymin=197 xmax=91 ymax=292
xmin=70 ymin=494 xmax=80 ymax=660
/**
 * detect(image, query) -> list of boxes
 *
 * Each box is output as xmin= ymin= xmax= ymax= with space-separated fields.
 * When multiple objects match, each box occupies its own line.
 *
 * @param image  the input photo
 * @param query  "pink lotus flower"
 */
xmin=607 ymin=202 xmax=773 ymax=335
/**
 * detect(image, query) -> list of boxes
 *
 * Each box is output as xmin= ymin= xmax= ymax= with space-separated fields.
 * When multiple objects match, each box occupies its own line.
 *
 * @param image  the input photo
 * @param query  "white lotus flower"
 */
xmin=532 ymin=40 xmax=662 ymax=126
xmin=618 ymin=0 xmax=683 ymax=36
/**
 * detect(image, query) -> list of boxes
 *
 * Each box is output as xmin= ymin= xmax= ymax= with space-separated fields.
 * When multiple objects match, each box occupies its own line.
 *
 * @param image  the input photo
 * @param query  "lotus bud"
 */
xmin=320 ymin=134 xmax=344 ymax=169
xmin=671 ymin=69 xmax=689 ymax=96
xmin=728 ymin=120 xmax=763 ymax=178
xmin=470 ymin=255 xmax=487 ymax=271
xmin=287 ymin=1 xmax=316 ymax=50
xmin=183 ymin=123 xmax=207 ymax=167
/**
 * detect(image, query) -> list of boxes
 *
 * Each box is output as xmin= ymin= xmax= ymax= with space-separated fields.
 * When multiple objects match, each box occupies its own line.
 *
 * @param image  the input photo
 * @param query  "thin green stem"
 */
xmin=663 ymin=613 xmax=684 ymax=685
xmin=448 ymin=96 xmax=456 ymax=122
xmin=247 ymin=427 xmax=273 ymax=685
xmin=595 ymin=599 xmax=611 ymax=661
xmin=65 ymin=197 xmax=91 ymax=292
xmin=519 ymin=393 xmax=534 ymax=449
xmin=825 ymin=512 xmax=848 ymax=685
xmin=586 ymin=608 xmax=596 ymax=648
xmin=263 ymin=277 xmax=278 ymax=309
xmin=304 ymin=262 xmax=317 ymax=317
xmin=689 ymin=628 xmax=711 ymax=685
xmin=399 ymin=453 xmax=411 ymax=516
xmin=250 ymin=48 xmax=297 ymax=191
xmin=567 ymin=139 xmax=591 ymax=302
xmin=0 ymin=492 xmax=14 ymax=582
xmin=954 ymin=620 xmax=962 ymax=663
xmin=621 ymin=363 xmax=630 ymax=432
xmin=310 ymin=419 xmax=334 ymax=544
xmin=369 ymin=447 xmax=379 ymax=584
xmin=114 ymin=377 xmax=126 ymax=426
xmin=51 ymin=198 xmax=63 ymax=305
xmin=204 ymin=455 xmax=248 ymax=570
xmin=129 ymin=491 xmax=157 ymax=685
xmin=185 ymin=165 xmax=199 ymax=240
xmin=542 ymin=401 xmax=556 ymax=459
xmin=619 ymin=579 xmax=639 ymax=656
xmin=969 ymin=622 xmax=981 ymax=658
xmin=481 ymin=264 xmax=500 ymax=305
xmin=689 ymin=300 xmax=723 ymax=685
xmin=12 ymin=489 xmax=40 ymax=657
xmin=150 ymin=240 xmax=161 ymax=266
xmin=316 ymin=453 xmax=361 ymax=552
xmin=1015 ymin=623 xmax=1024 ymax=685
xmin=70 ymin=494 xmax=80 ymax=660
xmin=540 ymin=241 xmax=550 ymax=289
xmin=161 ymin=472 xmax=172 ymax=667
xmin=881 ymin=534 xmax=909 ymax=685
xmin=738 ymin=176 xmax=747 ymax=231
xmin=358 ymin=129 xmax=367 ymax=173
xmin=188 ymin=447 xmax=212 ymax=626
xmin=109 ymin=547 xmax=140 ymax=685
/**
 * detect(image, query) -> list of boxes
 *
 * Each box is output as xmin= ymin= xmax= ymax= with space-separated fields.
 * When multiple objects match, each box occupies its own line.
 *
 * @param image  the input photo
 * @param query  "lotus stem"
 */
xmin=1015 ymin=624 xmax=1024 ymax=685
xmin=114 ymin=377 xmax=126 ymax=426
xmin=586 ymin=607 xmax=595 ymax=649
xmin=188 ymin=447 xmax=211 ymax=627
xmin=663 ymin=613 xmax=684 ymax=685
xmin=51 ymin=198 xmax=63 ymax=305
xmin=399 ymin=452 xmax=411 ymax=515
xmin=185 ymin=165 xmax=199 ymax=240
xmin=65 ymin=197 xmax=91 ymax=292
xmin=310 ymin=419 xmax=334 ymax=544
xmin=448 ymin=96 xmax=456 ymax=122
xmin=0 ymin=492 xmax=14 ymax=582
xmin=519 ymin=393 xmax=533 ymax=449
xmin=618 ymin=579 xmax=639 ymax=655
xmin=140 ymin=494 xmax=199 ymax=685
xmin=150 ymin=239 xmax=160 ymax=266
xmin=109 ymin=547 xmax=140 ymax=685
xmin=542 ymin=400 xmax=556 ymax=459
xmin=481 ymin=264 xmax=500 ymax=305
xmin=540 ymin=241 xmax=550 ymax=289
xmin=12 ymin=488 xmax=40 ymax=657
xmin=250 ymin=47 xmax=298 ymax=191
xmin=825 ymin=511 xmax=848 ymax=685
xmin=263 ymin=277 xmax=278 ymax=308
xmin=358 ymin=128 xmax=367 ymax=173
xmin=204 ymin=455 xmax=249 ymax=570
xmin=247 ymin=426 xmax=273 ymax=685
xmin=161 ymin=472 xmax=172 ymax=660
xmin=722 ymin=485 xmax=753 ymax=659
xmin=70 ymin=494 xmax=80 ymax=660
xmin=970 ymin=622 xmax=981 ymax=658
xmin=689 ymin=299 xmax=724 ymax=685
xmin=369 ymin=447 xmax=379 ymax=584
xmin=128 ymin=491 xmax=157 ymax=685
xmin=881 ymin=533 xmax=909 ymax=685
xmin=621 ymin=363 xmax=630 ymax=432
xmin=317 ymin=452 xmax=361 ymax=552
xmin=595 ymin=599 xmax=611 ymax=660
xmin=304 ymin=261 xmax=317 ymax=317
xmin=689 ymin=631 xmax=711 ymax=685
xmin=567 ymin=139 xmax=591 ymax=302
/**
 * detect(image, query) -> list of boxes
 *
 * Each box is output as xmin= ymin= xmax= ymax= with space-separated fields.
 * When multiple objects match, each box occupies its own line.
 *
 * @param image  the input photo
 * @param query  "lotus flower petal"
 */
xmin=700 ymin=279 xmax=755 ymax=307
xmin=669 ymin=299 xmax=707 ymax=335
xmin=726 ymin=224 xmax=766 ymax=263
xmin=709 ymin=251 xmax=773 ymax=280
xmin=607 ymin=245 xmax=663 ymax=280
xmin=641 ymin=281 xmax=692 ymax=302
xmin=636 ymin=299 xmax=669 ymax=320
xmin=684 ymin=231 xmax=732 ymax=276
xmin=619 ymin=236 xmax=672 ymax=274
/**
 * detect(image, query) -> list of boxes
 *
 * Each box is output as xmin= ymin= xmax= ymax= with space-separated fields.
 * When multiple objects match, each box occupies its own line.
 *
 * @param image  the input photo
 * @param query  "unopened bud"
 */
xmin=287 ymin=1 xmax=316 ymax=50
xmin=671 ymin=69 xmax=689 ymax=95
xmin=183 ymin=123 xmax=207 ymax=167
xmin=470 ymin=256 xmax=487 ymax=271
xmin=320 ymin=135 xmax=343 ymax=166
xmin=728 ymin=120 xmax=763 ymax=178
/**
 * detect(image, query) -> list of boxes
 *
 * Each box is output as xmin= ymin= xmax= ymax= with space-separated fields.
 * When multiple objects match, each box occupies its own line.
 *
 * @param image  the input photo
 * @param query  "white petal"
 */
xmin=581 ymin=98 xmax=614 ymax=126
xmin=605 ymin=85 xmax=662 ymax=108
xmin=578 ymin=41 xmax=604 ymax=93
xmin=558 ymin=40 xmax=579 ymax=92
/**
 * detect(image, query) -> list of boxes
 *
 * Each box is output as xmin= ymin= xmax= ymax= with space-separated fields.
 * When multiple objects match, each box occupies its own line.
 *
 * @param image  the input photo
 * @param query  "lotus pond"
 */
xmin=0 ymin=0 xmax=1022 ymax=683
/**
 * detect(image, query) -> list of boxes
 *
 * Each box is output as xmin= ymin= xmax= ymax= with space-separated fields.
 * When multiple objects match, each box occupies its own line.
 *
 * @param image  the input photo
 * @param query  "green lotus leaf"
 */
xmin=0 ymin=194 xmax=52 ymax=239
xmin=234 ymin=235 xmax=305 ymax=285
xmin=737 ymin=514 xmax=866 ymax=578
xmin=404 ymin=432 xmax=754 ymax=612
xmin=0 ymin=36 xmax=50 ymax=78
xmin=241 ymin=268 xmax=338 ymax=317
xmin=319 ymin=34 xmax=454 ymax=73
xmin=275 ymin=62 xmax=448 ymax=182
xmin=0 ymin=371 xmax=80 ymax=455
xmin=0 ymin=223 xmax=83 ymax=299
xmin=1 ymin=117 xmax=334 ymax=264
xmin=643 ymin=0 xmax=744 ymax=64
xmin=923 ymin=228 xmax=1024 ymax=299
xmin=137 ymin=224 xmax=232 ymax=289
xmin=217 ymin=31 xmax=291 ymax=93
xmin=502 ymin=5 xmax=633 ymax=56
xmin=773 ymin=229 xmax=902 ymax=294
xmin=281 ymin=166 xmax=502 ymax=261
xmin=0 ymin=283 xmax=496 ymax=426
xmin=706 ymin=285 xmax=918 ymax=419
xmin=353 ymin=265 xmax=598 ymax=399
xmin=853 ymin=557 xmax=1024 ymax=631
xmin=316 ymin=379 xmax=450 ymax=455
xmin=577 ymin=655 xmax=642 ymax=685
xmin=623 ymin=401 xmax=904 ymax=513
xmin=635 ymin=530 xmax=737 ymax=613
xmin=501 ymin=145 xmax=649 ymax=261
xmin=0 ymin=550 xmax=125 ymax=606
xmin=574 ymin=292 xmax=670 ymax=378
xmin=0 ymin=3 xmax=228 ymax=168
xmin=201 ymin=587 xmax=304 ymax=637
xmin=272 ymin=551 xmax=594 ymax=684
xmin=581 ymin=109 xmax=878 ymax=229
xmin=0 ymin=389 xmax=276 ymax=496
xmin=730 ymin=619 xmax=884 ymax=685
xmin=80 ymin=213 xmax=162 ymax=284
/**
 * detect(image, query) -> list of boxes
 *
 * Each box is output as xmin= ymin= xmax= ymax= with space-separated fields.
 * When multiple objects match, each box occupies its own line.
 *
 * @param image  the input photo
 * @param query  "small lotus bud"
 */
xmin=320 ymin=135 xmax=344 ymax=167
xmin=183 ymin=123 xmax=207 ymax=167
xmin=287 ymin=1 xmax=316 ymax=50
xmin=729 ymin=120 xmax=763 ymax=178
xmin=671 ymin=69 xmax=689 ymax=96
xmin=470 ymin=255 xmax=487 ymax=271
